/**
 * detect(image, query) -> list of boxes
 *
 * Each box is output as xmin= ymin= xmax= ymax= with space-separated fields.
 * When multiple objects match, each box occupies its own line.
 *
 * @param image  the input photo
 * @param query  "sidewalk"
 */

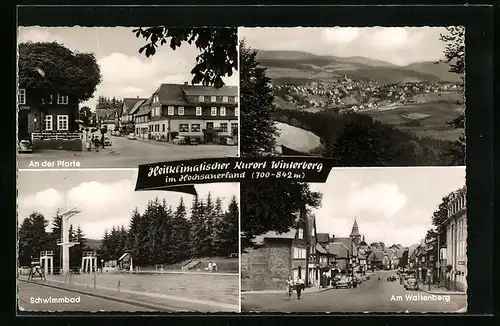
xmin=242 ymin=286 xmax=333 ymax=295
xmin=419 ymin=284 xmax=466 ymax=296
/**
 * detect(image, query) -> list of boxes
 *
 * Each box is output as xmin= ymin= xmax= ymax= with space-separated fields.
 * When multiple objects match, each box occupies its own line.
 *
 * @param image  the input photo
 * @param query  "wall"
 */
xmin=33 ymin=139 xmax=82 ymax=151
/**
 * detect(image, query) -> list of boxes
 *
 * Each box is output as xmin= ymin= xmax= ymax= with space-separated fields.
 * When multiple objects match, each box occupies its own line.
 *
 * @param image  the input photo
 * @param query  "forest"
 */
xmin=273 ymin=108 xmax=462 ymax=166
xmin=18 ymin=194 xmax=239 ymax=270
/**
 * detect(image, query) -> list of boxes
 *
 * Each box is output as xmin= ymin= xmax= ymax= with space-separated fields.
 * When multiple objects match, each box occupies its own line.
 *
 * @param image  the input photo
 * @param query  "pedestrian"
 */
xmin=207 ymin=262 xmax=213 ymax=272
xmin=286 ymin=276 xmax=294 ymax=299
xmin=212 ymin=262 xmax=218 ymax=272
xmin=295 ymin=276 xmax=304 ymax=300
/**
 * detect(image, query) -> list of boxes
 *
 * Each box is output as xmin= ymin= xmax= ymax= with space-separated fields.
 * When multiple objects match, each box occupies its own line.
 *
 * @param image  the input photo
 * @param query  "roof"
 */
xmin=129 ymin=99 xmax=147 ymax=115
xmin=316 ymin=243 xmax=328 ymax=254
xmin=385 ymin=249 xmax=396 ymax=258
xmin=332 ymin=237 xmax=357 ymax=256
xmin=154 ymin=84 xmax=188 ymax=106
xmin=118 ymin=253 xmax=129 ymax=261
xmin=123 ymin=98 xmax=147 ymax=115
xmin=135 ymin=97 xmax=152 ymax=116
xmin=254 ymin=229 xmax=297 ymax=244
xmin=182 ymin=85 xmax=237 ymax=97
xmin=328 ymin=242 xmax=349 ymax=258
xmin=396 ymin=247 xmax=407 ymax=259
xmin=316 ymin=233 xmax=330 ymax=243
xmin=368 ymin=250 xmax=385 ymax=261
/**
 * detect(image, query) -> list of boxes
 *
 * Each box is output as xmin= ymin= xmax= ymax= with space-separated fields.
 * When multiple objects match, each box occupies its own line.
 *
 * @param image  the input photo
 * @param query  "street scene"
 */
xmin=17 ymin=27 xmax=239 ymax=168
xmin=241 ymin=167 xmax=467 ymax=312
xmin=17 ymin=170 xmax=239 ymax=312
xmin=239 ymin=27 xmax=465 ymax=165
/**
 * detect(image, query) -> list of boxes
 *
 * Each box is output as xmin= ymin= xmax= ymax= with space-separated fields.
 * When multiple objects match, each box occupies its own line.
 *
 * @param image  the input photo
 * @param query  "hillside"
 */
xmin=256 ymin=50 xmax=459 ymax=84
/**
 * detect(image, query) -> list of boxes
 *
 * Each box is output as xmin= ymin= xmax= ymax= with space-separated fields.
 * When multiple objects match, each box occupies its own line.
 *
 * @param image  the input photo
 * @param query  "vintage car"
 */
xmin=172 ymin=136 xmax=187 ymax=145
xmin=18 ymin=140 xmax=33 ymax=153
xmin=220 ymin=136 xmax=235 ymax=146
xmin=404 ymin=277 xmax=420 ymax=290
xmin=333 ymin=276 xmax=351 ymax=289
xmin=387 ymin=275 xmax=397 ymax=282
xmin=127 ymin=133 xmax=136 ymax=140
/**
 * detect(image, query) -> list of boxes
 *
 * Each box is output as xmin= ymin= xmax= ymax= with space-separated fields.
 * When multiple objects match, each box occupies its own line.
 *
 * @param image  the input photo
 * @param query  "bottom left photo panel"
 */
xmin=17 ymin=169 xmax=240 ymax=313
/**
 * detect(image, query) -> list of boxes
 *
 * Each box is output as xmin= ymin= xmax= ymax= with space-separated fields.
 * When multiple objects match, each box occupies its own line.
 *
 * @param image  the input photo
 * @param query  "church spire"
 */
xmin=350 ymin=217 xmax=360 ymax=237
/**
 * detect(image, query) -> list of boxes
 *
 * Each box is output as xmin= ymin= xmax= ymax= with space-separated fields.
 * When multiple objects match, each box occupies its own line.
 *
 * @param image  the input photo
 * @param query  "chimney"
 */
xmin=184 ymin=82 xmax=188 ymax=86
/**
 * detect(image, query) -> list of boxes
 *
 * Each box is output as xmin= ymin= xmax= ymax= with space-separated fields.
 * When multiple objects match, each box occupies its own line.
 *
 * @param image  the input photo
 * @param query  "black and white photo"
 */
xmin=241 ymin=167 xmax=466 ymax=313
xmin=17 ymin=170 xmax=240 ymax=312
xmin=17 ymin=27 xmax=239 ymax=169
xmin=239 ymin=27 xmax=465 ymax=165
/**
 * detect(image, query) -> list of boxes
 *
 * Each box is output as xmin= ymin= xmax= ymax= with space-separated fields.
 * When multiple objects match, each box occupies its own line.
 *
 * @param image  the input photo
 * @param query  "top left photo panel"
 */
xmin=17 ymin=27 xmax=239 ymax=169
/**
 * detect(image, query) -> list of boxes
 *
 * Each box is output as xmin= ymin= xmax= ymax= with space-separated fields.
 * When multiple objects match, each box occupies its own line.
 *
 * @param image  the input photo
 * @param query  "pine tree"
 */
xmin=18 ymin=212 xmax=50 ymax=266
xmin=100 ymin=229 xmax=110 ymax=261
xmin=202 ymin=193 xmax=215 ymax=257
xmin=211 ymin=197 xmax=225 ymax=256
xmin=171 ymin=197 xmax=191 ymax=263
xmin=127 ymin=208 xmax=146 ymax=266
xmin=189 ymin=196 xmax=205 ymax=258
xmin=214 ymin=196 xmax=239 ymax=257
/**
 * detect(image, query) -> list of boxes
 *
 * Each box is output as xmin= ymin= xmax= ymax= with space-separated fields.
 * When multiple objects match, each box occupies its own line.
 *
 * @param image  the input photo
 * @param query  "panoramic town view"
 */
xmin=241 ymin=168 xmax=467 ymax=312
xmin=17 ymin=170 xmax=239 ymax=312
xmin=17 ymin=27 xmax=239 ymax=169
xmin=239 ymin=27 xmax=465 ymax=165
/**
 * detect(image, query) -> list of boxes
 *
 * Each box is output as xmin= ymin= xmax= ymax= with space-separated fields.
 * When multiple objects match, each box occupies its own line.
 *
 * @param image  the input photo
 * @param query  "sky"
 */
xmin=17 ymin=170 xmax=239 ymax=239
xmin=239 ymin=27 xmax=452 ymax=66
xmin=309 ymin=167 xmax=466 ymax=247
xmin=17 ymin=27 xmax=239 ymax=109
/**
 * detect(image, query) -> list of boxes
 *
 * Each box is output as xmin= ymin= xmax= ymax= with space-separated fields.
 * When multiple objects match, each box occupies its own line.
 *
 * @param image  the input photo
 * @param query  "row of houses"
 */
xmin=408 ymin=185 xmax=467 ymax=292
xmin=241 ymin=212 xmax=408 ymax=291
xmin=113 ymin=83 xmax=239 ymax=143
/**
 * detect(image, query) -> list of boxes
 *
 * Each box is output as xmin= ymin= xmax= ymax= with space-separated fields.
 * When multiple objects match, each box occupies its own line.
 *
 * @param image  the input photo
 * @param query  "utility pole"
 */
xmin=302 ymin=205 xmax=310 ymax=287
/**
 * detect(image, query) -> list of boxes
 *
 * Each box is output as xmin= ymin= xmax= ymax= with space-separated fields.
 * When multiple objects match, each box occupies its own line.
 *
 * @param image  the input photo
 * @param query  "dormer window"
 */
xmin=211 ymin=96 xmax=217 ymax=103
xmin=178 ymin=106 xmax=184 ymax=115
xmin=223 ymin=96 xmax=228 ymax=102
xmin=57 ymin=93 xmax=68 ymax=105
xmin=298 ymin=228 xmax=304 ymax=239
xmin=198 ymin=95 xmax=204 ymax=102
xmin=18 ymin=89 xmax=26 ymax=105
xmin=167 ymin=106 xmax=174 ymax=115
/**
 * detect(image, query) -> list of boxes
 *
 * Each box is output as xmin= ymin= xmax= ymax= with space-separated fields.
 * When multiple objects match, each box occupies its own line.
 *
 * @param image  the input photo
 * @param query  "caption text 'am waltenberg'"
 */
xmin=134 ymin=157 xmax=334 ymax=190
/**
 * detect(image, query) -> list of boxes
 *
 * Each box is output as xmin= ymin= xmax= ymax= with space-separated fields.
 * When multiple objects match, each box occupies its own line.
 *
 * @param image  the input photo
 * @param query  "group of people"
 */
xmin=286 ymin=276 xmax=306 ymax=300
xmin=206 ymin=262 xmax=218 ymax=272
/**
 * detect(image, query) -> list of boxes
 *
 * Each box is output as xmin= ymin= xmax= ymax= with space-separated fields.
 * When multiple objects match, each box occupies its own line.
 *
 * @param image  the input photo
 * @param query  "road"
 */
xmin=18 ymin=135 xmax=238 ymax=168
xmin=242 ymin=270 xmax=467 ymax=313
xmin=18 ymin=281 xmax=155 ymax=312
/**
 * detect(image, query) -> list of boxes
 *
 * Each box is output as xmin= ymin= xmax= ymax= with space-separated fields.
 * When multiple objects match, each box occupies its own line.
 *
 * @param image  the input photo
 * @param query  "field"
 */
xmin=366 ymin=101 xmax=464 ymax=141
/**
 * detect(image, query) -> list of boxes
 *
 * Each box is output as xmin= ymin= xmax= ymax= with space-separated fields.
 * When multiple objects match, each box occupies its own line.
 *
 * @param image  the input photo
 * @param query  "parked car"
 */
xmin=189 ymin=137 xmax=200 ymax=145
xmin=172 ymin=136 xmax=187 ymax=145
xmin=18 ymin=140 xmax=33 ymax=153
xmin=404 ymin=277 xmax=419 ymax=290
xmin=104 ymin=137 xmax=112 ymax=146
xmin=333 ymin=276 xmax=351 ymax=289
xmin=387 ymin=275 xmax=397 ymax=282
xmin=127 ymin=133 xmax=136 ymax=140
xmin=220 ymin=136 xmax=235 ymax=146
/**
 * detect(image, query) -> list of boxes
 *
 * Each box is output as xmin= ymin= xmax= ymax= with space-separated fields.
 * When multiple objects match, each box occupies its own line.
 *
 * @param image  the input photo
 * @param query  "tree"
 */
xmin=133 ymin=27 xmax=237 ymax=88
xmin=127 ymin=208 xmax=148 ymax=267
xmin=18 ymin=212 xmax=50 ymax=266
xmin=171 ymin=198 xmax=191 ymax=263
xmin=189 ymin=196 xmax=205 ymax=258
xmin=214 ymin=196 xmax=239 ymax=257
xmin=439 ymin=26 xmax=465 ymax=164
xmin=79 ymin=106 xmax=92 ymax=125
xmin=18 ymin=42 xmax=101 ymax=102
xmin=239 ymin=41 xmax=279 ymax=156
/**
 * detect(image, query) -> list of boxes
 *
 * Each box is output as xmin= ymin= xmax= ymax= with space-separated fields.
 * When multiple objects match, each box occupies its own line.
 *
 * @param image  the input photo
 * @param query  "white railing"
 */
xmin=32 ymin=132 xmax=82 ymax=141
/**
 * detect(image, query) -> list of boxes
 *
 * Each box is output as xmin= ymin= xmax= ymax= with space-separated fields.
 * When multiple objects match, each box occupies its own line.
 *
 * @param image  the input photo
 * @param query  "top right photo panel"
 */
xmin=239 ymin=27 xmax=465 ymax=166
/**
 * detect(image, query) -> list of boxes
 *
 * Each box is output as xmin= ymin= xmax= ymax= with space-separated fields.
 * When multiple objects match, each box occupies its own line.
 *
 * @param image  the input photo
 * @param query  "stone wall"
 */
xmin=267 ymin=245 xmax=291 ymax=289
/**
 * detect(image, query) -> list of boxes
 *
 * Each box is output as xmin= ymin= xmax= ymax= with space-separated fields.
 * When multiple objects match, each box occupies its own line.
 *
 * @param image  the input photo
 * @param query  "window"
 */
xmin=293 ymin=247 xmax=306 ymax=259
xmin=162 ymin=124 xmax=165 ymax=132
xmin=18 ymin=89 xmax=26 ymax=105
xmin=198 ymin=95 xmax=204 ymax=102
xmin=44 ymin=115 xmax=53 ymax=131
xmin=234 ymin=96 xmax=239 ymax=103
xmin=178 ymin=106 xmax=184 ymax=115
xmin=57 ymin=93 xmax=69 ymax=105
xmin=220 ymin=123 xmax=228 ymax=132
xmin=155 ymin=96 xmax=159 ymax=103
xmin=220 ymin=107 xmax=226 ymax=116
xmin=168 ymin=106 xmax=174 ymax=115
xmin=211 ymin=96 xmax=217 ymax=102
xmin=196 ymin=106 xmax=202 ymax=116
xmin=179 ymin=124 xmax=189 ymax=132
xmin=223 ymin=96 xmax=228 ymax=102
xmin=231 ymin=123 xmax=238 ymax=132
xmin=298 ymin=228 xmax=304 ymax=239
xmin=191 ymin=124 xmax=201 ymax=132
xmin=211 ymin=107 xmax=217 ymax=116
xmin=235 ymin=107 xmax=239 ymax=116
xmin=57 ymin=115 xmax=69 ymax=130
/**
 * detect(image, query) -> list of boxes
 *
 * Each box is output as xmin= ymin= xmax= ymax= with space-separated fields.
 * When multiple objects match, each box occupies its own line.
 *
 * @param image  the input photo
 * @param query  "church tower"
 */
xmin=350 ymin=217 xmax=362 ymax=246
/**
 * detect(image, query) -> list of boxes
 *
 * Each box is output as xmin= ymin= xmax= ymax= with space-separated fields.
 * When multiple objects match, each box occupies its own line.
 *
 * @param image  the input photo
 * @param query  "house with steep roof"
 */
xmin=367 ymin=250 xmax=385 ymax=270
xmin=139 ymin=82 xmax=238 ymax=143
xmin=241 ymin=210 xmax=317 ymax=291
xmin=121 ymin=97 xmax=147 ymax=132
xmin=134 ymin=97 xmax=153 ymax=139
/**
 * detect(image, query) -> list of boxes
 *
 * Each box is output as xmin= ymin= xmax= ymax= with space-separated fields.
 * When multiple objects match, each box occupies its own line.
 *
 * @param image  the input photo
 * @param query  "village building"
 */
xmin=442 ymin=185 xmax=467 ymax=292
xmin=133 ymin=83 xmax=238 ymax=143
xmin=18 ymin=88 xmax=82 ymax=150
xmin=121 ymin=97 xmax=147 ymax=134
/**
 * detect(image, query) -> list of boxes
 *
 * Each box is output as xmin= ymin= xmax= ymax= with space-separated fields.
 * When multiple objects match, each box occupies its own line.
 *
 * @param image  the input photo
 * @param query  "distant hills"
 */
xmin=256 ymin=50 xmax=462 ymax=84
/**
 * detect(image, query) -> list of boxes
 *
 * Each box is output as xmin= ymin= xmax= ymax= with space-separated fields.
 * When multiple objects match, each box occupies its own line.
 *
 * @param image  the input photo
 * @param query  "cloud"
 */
xmin=322 ymin=28 xmax=362 ymax=44
xmin=21 ymin=188 xmax=63 ymax=209
xmin=345 ymin=183 xmax=407 ymax=218
xmin=18 ymin=28 xmax=63 ymax=43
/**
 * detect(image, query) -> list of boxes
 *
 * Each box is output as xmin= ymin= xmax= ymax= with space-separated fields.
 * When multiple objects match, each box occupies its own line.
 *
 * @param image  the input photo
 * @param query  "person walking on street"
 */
xmin=295 ymin=276 xmax=304 ymax=300
xmin=286 ymin=276 xmax=294 ymax=299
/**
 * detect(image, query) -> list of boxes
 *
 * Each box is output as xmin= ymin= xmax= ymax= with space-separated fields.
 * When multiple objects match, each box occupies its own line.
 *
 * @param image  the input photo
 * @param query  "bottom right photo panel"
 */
xmin=241 ymin=167 xmax=467 ymax=313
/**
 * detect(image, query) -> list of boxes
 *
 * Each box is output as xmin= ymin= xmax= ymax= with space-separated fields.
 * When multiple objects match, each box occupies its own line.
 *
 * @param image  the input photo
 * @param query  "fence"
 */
xmin=32 ymin=132 xmax=82 ymax=141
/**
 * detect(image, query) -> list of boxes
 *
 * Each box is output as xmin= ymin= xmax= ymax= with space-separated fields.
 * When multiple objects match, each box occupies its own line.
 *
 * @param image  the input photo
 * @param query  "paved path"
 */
xmin=18 ymin=134 xmax=238 ymax=168
xmin=242 ymin=270 xmax=467 ymax=313
xmin=18 ymin=281 xmax=156 ymax=312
